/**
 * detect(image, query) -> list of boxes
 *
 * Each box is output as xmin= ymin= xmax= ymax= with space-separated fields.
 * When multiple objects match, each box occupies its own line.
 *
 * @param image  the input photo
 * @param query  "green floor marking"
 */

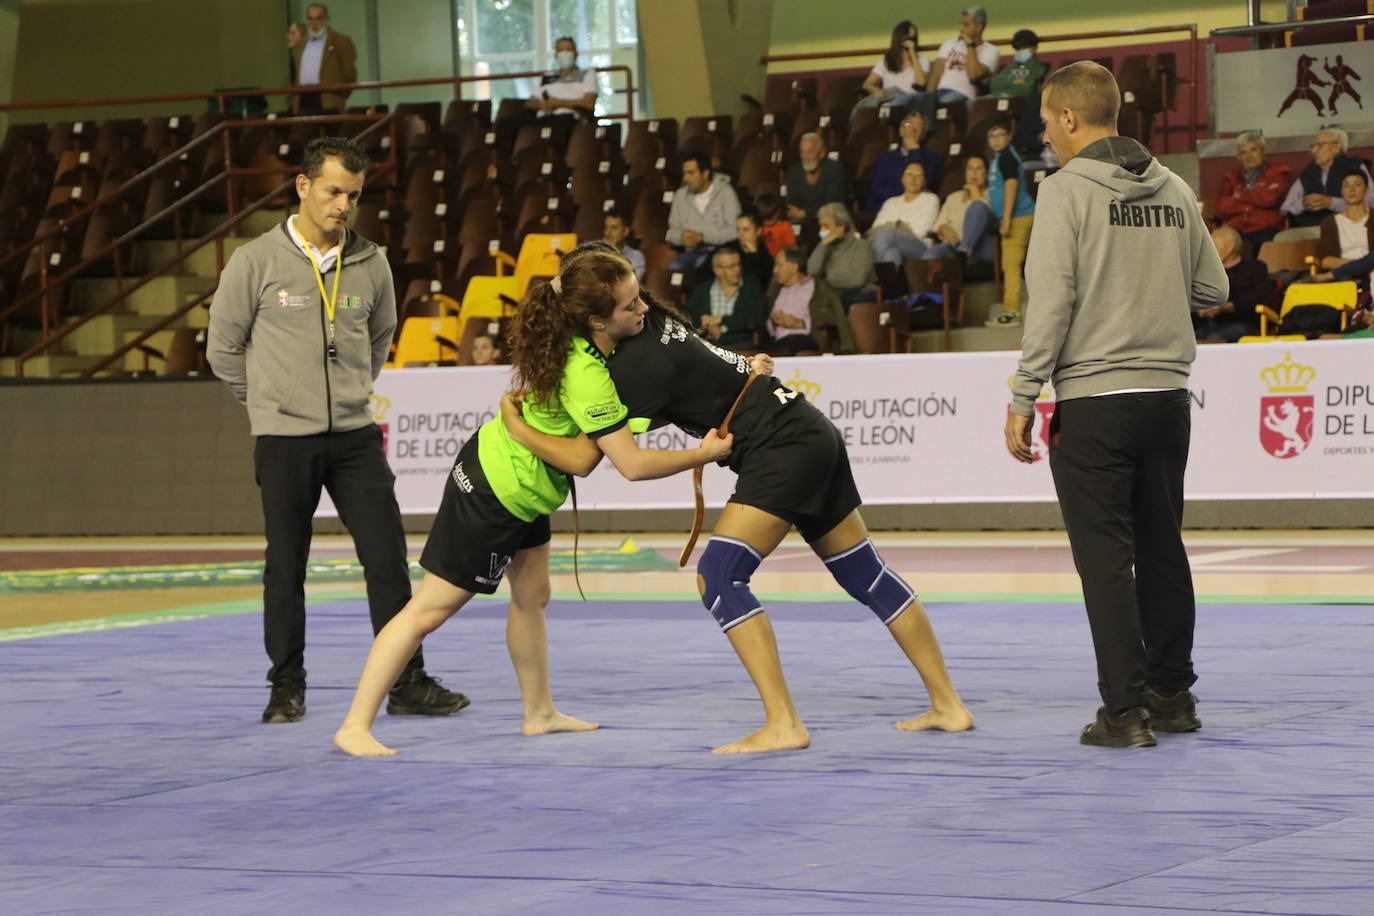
xmin=0 ymin=538 xmax=674 ymax=594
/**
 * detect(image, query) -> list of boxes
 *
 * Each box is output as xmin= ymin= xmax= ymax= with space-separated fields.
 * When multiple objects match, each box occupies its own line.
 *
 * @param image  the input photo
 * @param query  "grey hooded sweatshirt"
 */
xmin=207 ymin=222 xmax=396 ymax=436
xmin=1011 ymin=137 xmax=1228 ymax=417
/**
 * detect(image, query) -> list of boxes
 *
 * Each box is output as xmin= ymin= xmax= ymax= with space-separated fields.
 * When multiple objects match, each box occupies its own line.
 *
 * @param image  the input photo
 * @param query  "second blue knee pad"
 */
xmin=697 ymin=536 xmax=764 ymax=632
xmin=824 ymin=538 xmax=915 ymax=625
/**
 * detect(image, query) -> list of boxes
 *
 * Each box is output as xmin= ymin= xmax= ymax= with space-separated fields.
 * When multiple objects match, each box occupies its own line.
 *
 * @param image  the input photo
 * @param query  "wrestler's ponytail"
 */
xmin=508 ymin=250 xmax=631 ymax=408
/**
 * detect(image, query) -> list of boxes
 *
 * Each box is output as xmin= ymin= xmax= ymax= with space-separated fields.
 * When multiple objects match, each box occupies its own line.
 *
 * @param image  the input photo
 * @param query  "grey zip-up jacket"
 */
xmin=1011 ymin=137 xmax=1228 ymax=416
xmin=207 ymin=223 xmax=396 ymax=436
xmin=666 ymin=172 xmax=741 ymax=247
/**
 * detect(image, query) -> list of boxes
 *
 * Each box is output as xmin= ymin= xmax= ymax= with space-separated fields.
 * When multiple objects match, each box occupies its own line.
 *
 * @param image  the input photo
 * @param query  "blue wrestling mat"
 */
xmin=3 ymin=598 xmax=1372 ymax=914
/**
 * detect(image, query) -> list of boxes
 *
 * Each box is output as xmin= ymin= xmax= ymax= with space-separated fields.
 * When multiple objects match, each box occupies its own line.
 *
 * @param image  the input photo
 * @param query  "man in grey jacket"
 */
xmin=666 ymin=151 xmax=741 ymax=271
xmin=1003 ymin=63 xmax=1228 ymax=748
xmin=208 ymin=137 xmax=468 ymax=724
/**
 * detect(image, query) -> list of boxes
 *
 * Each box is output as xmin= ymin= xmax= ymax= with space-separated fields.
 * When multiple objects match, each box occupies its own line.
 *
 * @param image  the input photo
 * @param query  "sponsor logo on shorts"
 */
xmin=477 ymin=552 xmax=513 ymax=586
xmin=585 ymin=401 xmax=623 ymax=423
xmin=452 ymin=462 xmax=474 ymax=492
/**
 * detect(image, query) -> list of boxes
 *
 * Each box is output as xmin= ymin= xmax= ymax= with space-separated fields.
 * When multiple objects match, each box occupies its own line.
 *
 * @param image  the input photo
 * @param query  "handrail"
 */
xmin=83 ymin=283 xmax=219 ymax=377
xmin=0 ymin=113 xmax=384 ymax=328
xmin=0 ymin=123 xmax=228 ymax=271
xmin=759 ymin=24 xmax=1200 ymax=150
xmin=1212 ymin=12 xmax=1374 ymax=38
xmin=0 ymin=66 xmax=636 ymax=122
xmin=12 ymin=112 xmax=397 ymax=377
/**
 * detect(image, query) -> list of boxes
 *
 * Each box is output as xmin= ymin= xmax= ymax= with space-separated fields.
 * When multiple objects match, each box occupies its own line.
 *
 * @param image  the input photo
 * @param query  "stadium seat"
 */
xmin=391 ymin=314 xmax=461 ymax=367
xmin=1256 ymin=280 xmax=1358 ymax=337
xmin=512 ymin=232 xmax=576 ymax=296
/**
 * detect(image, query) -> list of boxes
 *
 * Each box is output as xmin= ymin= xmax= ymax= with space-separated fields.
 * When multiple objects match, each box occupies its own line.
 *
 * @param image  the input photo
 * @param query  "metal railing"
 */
xmin=7 ymin=112 xmax=396 ymax=377
xmin=0 ymin=66 xmax=635 ymax=123
xmin=0 ymin=66 xmax=635 ymax=377
xmin=759 ymin=25 xmax=1201 ymax=150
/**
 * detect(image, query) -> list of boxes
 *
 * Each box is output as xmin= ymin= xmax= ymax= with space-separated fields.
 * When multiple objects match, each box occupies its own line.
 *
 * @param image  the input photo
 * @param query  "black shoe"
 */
xmin=1080 ymin=706 xmax=1156 ymax=748
xmin=262 ymin=679 xmax=305 ymax=723
xmin=1147 ymin=688 xmax=1201 ymax=732
xmin=387 ymin=669 xmax=471 ymax=716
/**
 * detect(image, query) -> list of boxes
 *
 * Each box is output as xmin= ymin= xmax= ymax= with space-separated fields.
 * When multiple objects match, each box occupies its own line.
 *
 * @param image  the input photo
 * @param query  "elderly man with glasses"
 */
xmin=1215 ymin=131 xmax=1293 ymax=252
xmin=1280 ymin=128 xmax=1373 ymax=229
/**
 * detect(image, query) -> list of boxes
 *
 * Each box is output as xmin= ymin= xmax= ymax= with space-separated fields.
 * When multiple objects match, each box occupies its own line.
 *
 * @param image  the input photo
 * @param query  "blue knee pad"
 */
xmin=697 ymin=536 xmax=764 ymax=632
xmin=824 ymin=538 xmax=915 ymax=625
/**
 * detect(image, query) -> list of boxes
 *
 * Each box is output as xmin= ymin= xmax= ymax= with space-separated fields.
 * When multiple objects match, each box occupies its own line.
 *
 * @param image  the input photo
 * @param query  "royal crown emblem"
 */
xmin=785 ymin=369 xmax=822 ymax=401
xmin=1260 ymin=352 xmax=1316 ymax=393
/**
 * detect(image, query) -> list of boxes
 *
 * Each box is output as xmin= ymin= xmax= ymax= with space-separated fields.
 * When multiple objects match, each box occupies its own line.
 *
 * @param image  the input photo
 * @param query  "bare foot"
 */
xmin=521 ymin=711 xmax=600 ymax=736
xmin=712 ymin=722 xmax=811 ymax=754
xmin=333 ymin=725 xmax=398 ymax=757
xmin=894 ymin=705 xmax=975 ymax=732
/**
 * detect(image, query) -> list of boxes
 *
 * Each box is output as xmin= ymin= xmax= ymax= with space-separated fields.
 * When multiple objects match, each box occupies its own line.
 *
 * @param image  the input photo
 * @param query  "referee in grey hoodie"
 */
xmin=209 ymin=137 xmax=468 ymax=724
xmin=1003 ymin=63 xmax=1228 ymax=748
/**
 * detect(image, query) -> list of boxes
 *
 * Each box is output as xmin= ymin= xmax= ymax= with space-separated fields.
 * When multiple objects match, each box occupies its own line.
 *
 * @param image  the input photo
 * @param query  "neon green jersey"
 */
xmin=478 ymin=337 xmax=628 ymax=521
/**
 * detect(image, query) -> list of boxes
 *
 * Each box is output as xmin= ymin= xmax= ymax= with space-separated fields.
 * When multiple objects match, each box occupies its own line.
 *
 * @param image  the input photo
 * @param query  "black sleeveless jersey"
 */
xmin=601 ymin=310 xmax=806 ymax=470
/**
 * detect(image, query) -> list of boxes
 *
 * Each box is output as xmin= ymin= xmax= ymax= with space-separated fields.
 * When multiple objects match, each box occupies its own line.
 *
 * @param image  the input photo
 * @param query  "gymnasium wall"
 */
xmin=3 ymin=378 xmax=1367 ymax=537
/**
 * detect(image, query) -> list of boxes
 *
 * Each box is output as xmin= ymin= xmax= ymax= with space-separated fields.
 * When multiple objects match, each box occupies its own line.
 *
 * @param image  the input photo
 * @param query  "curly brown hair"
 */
xmin=507 ymin=249 xmax=631 ymax=408
xmin=562 ymin=240 xmax=692 ymax=326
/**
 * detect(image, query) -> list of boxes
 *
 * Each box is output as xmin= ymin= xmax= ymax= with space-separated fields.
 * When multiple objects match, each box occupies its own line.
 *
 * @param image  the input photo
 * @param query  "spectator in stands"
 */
xmin=287 ymin=21 xmax=307 ymax=85
xmin=601 ymin=209 xmax=645 ymax=280
xmin=686 ymin=247 xmax=766 ymax=350
xmin=1281 ymin=127 xmax=1373 ymax=229
xmin=925 ymin=156 xmax=994 ymax=262
xmin=470 ymin=332 xmax=503 ymax=366
xmin=866 ymin=112 xmax=941 ymax=212
xmin=1310 ymin=170 xmax=1373 ymax=286
xmin=868 ymin=162 xmax=940 ymax=266
xmin=913 ymin=6 xmax=1000 ymax=121
xmin=765 ymin=246 xmax=827 ymax=355
xmin=293 ymin=4 xmax=357 ymax=113
xmin=854 ymin=21 xmax=930 ymax=117
xmin=525 ymin=36 xmax=598 ymax=121
xmin=666 ymin=151 xmax=741 ymax=271
xmin=755 ymin=192 xmax=798 ymax=255
xmin=1194 ymin=226 xmax=1271 ymax=342
xmin=207 ymin=137 xmax=465 ymax=725
xmin=809 ymin=202 xmax=876 ymax=310
xmin=984 ymin=116 xmax=1036 ymax=326
xmin=990 ymin=29 xmax=1046 ymax=99
xmin=1215 ymin=131 xmax=1293 ymax=252
xmin=722 ymin=209 xmax=774 ymax=288
xmin=785 ymin=132 xmax=851 ymax=220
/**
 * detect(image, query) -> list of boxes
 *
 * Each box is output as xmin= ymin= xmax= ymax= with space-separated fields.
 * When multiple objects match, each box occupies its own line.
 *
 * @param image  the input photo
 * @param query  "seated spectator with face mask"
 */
xmin=525 ymin=36 xmax=597 ymax=120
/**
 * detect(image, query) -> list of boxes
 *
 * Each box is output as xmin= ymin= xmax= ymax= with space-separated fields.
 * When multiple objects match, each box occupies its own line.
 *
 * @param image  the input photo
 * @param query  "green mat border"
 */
xmin=3 ymin=589 xmax=1370 ymax=643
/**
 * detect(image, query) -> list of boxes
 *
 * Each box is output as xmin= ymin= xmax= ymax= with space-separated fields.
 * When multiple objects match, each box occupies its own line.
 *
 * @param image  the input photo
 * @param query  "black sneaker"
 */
xmin=262 ymin=679 xmax=305 ymax=723
xmin=1147 ymin=688 xmax=1201 ymax=732
xmin=1080 ymin=706 xmax=1156 ymax=748
xmin=387 ymin=669 xmax=471 ymax=716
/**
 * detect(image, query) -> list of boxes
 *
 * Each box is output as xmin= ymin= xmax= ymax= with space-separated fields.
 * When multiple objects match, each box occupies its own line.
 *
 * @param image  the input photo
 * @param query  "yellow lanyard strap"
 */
xmin=291 ymin=224 xmax=343 ymax=336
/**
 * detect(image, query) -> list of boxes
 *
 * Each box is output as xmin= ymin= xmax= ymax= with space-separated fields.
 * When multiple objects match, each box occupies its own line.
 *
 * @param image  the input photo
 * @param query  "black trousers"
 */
xmin=253 ymin=424 xmax=418 ymax=684
xmin=1047 ymin=391 xmax=1197 ymax=715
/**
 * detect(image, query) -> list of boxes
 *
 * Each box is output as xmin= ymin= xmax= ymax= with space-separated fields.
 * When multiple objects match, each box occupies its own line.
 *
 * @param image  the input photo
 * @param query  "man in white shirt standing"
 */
xmin=913 ymin=6 xmax=1000 ymax=122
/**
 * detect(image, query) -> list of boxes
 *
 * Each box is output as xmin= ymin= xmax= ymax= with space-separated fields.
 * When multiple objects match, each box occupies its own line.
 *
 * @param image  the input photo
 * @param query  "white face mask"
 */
xmin=817 ymin=228 xmax=830 ymax=240
xmin=1013 ymin=48 xmax=1033 ymax=63
xmin=556 ymin=50 xmax=576 ymax=69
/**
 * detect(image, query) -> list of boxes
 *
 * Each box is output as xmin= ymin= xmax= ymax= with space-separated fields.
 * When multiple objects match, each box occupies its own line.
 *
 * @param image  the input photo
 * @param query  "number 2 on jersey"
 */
xmin=773 ymin=386 xmax=798 ymax=405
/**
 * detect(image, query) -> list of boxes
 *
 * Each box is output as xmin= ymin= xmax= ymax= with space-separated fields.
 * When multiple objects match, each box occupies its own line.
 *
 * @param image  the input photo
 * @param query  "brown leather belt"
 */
xmin=679 ymin=372 xmax=758 ymax=567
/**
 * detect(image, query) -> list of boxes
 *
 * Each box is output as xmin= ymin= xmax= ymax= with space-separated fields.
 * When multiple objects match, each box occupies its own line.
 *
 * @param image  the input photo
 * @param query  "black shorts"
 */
xmin=420 ymin=431 xmax=551 ymax=594
xmin=729 ymin=400 xmax=862 ymax=542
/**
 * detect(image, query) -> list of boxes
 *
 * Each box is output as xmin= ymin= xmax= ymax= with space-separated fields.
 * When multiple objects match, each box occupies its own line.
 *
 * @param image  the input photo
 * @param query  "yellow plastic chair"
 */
xmin=390 ymin=315 xmax=461 ymax=367
xmin=513 ymin=232 xmax=577 ymax=296
xmin=457 ymin=275 xmax=520 ymax=344
xmin=1253 ymin=279 xmax=1358 ymax=337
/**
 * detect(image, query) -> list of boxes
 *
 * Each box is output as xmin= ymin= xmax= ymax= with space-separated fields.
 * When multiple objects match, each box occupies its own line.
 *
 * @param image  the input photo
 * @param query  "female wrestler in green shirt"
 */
xmin=334 ymin=251 xmax=732 ymax=756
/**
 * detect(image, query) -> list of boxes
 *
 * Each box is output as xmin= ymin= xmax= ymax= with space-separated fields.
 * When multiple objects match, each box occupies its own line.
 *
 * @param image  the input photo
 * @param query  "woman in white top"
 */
xmin=924 ymin=157 xmax=996 ymax=262
xmin=1312 ymin=171 xmax=1373 ymax=287
xmin=867 ymin=161 xmax=940 ymax=266
xmin=854 ymin=21 xmax=930 ymax=115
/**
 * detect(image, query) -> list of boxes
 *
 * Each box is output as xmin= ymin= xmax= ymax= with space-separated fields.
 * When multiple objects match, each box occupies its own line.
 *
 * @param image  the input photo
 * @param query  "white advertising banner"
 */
xmin=318 ymin=339 xmax=1374 ymax=516
xmin=1215 ymin=41 xmax=1374 ymax=137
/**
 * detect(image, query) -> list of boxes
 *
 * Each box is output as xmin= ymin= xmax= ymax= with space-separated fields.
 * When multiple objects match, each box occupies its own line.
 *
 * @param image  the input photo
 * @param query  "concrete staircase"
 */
xmin=1 ymin=209 xmax=284 ymax=378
